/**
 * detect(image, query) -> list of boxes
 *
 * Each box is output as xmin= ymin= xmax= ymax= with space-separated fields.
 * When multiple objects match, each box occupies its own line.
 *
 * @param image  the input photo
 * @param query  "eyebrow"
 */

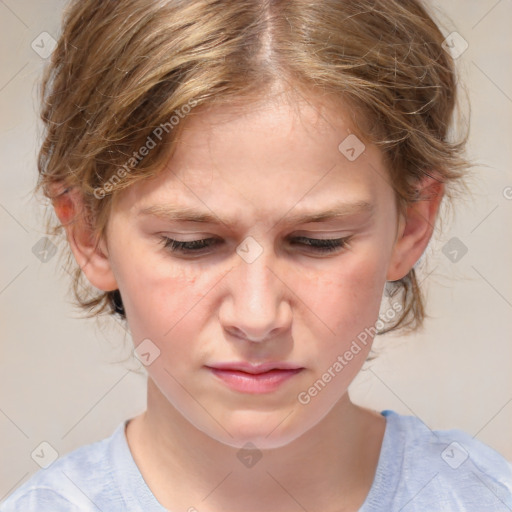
xmin=137 ymin=200 xmax=374 ymax=227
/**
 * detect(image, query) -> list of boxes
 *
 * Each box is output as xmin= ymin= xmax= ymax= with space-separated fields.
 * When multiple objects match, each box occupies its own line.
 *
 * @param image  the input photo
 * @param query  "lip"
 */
xmin=206 ymin=362 xmax=304 ymax=394
xmin=208 ymin=361 xmax=303 ymax=374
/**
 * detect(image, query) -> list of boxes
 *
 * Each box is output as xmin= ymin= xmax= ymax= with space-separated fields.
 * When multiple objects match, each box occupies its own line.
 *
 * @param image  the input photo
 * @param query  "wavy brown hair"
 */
xmin=36 ymin=0 xmax=468 ymax=333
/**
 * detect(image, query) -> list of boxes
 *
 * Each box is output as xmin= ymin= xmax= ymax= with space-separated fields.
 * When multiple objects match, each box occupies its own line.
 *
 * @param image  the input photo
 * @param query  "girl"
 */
xmin=2 ymin=0 xmax=511 ymax=510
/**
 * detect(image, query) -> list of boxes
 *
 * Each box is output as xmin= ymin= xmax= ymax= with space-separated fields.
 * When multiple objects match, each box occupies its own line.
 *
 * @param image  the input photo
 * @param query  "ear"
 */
xmin=51 ymin=184 xmax=118 ymax=291
xmin=387 ymin=176 xmax=444 ymax=281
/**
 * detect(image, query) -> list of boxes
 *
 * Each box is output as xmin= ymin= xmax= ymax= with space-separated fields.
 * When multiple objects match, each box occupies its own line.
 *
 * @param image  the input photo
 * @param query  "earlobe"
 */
xmin=51 ymin=185 xmax=118 ymax=292
xmin=387 ymin=177 xmax=444 ymax=282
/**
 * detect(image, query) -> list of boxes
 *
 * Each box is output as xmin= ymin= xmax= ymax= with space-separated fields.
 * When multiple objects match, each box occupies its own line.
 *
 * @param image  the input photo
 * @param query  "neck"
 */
xmin=126 ymin=378 xmax=385 ymax=512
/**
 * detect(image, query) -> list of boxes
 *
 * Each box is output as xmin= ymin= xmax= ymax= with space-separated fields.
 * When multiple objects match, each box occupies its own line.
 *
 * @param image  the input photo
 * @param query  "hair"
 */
xmin=36 ymin=0 xmax=469 ymax=334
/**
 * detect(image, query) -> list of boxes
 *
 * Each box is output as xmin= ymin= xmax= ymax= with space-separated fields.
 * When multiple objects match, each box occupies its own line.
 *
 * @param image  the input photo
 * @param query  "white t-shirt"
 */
xmin=1 ymin=410 xmax=511 ymax=511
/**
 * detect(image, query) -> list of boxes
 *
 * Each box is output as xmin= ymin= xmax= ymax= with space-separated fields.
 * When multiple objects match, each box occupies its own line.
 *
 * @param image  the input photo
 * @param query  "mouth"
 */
xmin=207 ymin=361 xmax=303 ymax=373
xmin=205 ymin=362 xmax=304 ymax=394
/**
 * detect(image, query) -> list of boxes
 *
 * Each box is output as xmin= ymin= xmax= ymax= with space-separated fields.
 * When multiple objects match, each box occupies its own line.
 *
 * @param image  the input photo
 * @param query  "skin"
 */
xmin=54 ymin=89 xmax=443 ymax=511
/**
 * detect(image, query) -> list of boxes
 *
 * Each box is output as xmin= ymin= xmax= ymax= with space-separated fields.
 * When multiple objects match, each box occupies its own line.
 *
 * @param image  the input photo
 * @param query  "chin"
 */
xmin=201 ymin=408 xmax=314 ymax=450
xmin=214 ymin=428 xmax=306 ymax=451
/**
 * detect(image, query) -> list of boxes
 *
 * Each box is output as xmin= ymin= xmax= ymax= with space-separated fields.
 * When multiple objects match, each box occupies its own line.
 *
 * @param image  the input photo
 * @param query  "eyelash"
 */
xmin=159 ymin=236 xmax=351 ymax=255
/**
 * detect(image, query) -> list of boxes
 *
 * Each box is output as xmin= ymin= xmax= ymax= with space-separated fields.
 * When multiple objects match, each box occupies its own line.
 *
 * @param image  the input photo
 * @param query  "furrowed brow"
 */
xmin=137 ymin=200 xmax=374 ymax=226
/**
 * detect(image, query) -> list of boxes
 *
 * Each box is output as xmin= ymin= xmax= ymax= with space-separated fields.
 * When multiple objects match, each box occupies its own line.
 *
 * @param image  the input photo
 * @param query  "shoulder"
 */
xmin=363 ymin=410 xmax=512 ymax=512
xmin=0 ymin=424 xmax=127 ymax=512
xmin=390 ymin=410 xmax=512 ymax=485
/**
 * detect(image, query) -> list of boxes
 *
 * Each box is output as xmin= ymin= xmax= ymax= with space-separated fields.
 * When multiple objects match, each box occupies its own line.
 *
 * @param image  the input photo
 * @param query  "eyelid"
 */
xmin=288 ymin=230 xmax=353 ymax=238
xmin=158 ymin=234 xmax=353 ymax=256
xmin=157 ymin=227 xmax=352 ymax=238
xmin=158 ymin=233 xmax=352 ymax=243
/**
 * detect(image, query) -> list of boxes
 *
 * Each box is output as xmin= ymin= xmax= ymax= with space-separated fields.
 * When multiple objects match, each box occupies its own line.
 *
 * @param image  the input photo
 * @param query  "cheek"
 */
xmin=295 ymin=253 xmax=387 ymax=406
xmin=117 ymin=241 xmax=388 ymax=347
xmin=304 ymin=250 xmax=388 ymax=343
xmin=113 ymin=245 xmax=208 ymax=345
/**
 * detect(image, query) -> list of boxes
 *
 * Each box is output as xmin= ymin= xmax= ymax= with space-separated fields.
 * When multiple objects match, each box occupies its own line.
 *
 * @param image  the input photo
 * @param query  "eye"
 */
xmin=288 ymin=236 xmax=351 ymax=253
xmin=159 ymin=237 xmax=220 ymax=253
xmin=159 ymin=236 xmax=351 ymax=254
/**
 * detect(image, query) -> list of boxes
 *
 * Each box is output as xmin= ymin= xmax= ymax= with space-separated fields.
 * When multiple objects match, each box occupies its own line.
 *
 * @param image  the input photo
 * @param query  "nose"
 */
xmin=219 ymin=241 xmax=292 ymax=343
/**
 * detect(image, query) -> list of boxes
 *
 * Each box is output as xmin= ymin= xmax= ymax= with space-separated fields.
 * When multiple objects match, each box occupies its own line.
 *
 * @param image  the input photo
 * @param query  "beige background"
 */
xmin=1 ymin=0 xmax=511 ymax=502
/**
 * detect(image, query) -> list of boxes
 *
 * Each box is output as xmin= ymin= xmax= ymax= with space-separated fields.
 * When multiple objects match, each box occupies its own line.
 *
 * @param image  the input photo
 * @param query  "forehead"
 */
xmin=174 ymin=93 xmax=357 ymax=160
xmin=113 ymin=95 xmax=393 ymax=224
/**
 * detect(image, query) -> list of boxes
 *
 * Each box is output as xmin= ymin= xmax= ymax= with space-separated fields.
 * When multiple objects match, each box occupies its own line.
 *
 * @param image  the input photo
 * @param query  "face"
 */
xmin=100 ymin=95 xmax=403 ymax=449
